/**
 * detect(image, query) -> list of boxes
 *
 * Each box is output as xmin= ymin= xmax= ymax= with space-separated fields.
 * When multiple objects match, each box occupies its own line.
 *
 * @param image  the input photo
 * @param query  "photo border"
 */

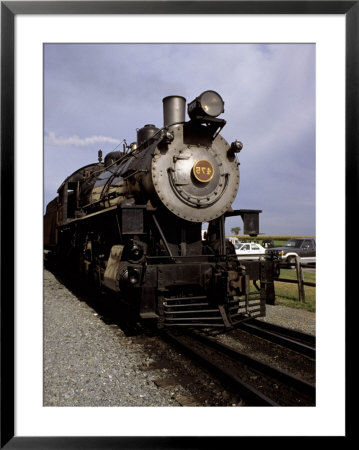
xmin=1 ymin=1 xmax=354 ymax=447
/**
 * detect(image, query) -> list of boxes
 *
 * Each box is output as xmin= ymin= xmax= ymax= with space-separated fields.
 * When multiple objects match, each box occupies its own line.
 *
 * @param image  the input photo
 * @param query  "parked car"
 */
xmin=267 ymin=238 xmax=316 ymax=266
xmin=235 ymin=242 xmax=266 ymax=259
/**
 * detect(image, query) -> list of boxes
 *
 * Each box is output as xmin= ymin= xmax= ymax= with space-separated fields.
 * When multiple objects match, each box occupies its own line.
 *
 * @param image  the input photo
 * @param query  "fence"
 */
xmin=274 ymin=256 xmax=316 ymax=303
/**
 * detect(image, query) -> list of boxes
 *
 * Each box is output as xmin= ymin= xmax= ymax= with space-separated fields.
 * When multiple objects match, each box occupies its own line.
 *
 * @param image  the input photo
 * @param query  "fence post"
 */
xmin=295 ymin=256 xmax=306 ymax=302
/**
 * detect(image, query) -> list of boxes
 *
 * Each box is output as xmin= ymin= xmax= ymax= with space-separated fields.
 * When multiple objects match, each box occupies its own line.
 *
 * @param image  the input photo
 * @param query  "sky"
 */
xmin=44 ymin=43 xmax=315 ymax=236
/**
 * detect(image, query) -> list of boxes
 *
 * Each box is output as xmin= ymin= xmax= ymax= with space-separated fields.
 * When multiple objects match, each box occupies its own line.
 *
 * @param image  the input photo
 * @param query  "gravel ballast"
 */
xmin=44 ymin=269 xmax=179 ymax=406
xmin=258 ymin=304 xmax=315 ymax=335
xmin=43 ymin=269 xmax=315 ymax=407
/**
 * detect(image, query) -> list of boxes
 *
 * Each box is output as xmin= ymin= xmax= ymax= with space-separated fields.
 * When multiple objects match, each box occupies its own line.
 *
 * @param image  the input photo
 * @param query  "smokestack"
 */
xmin=162 ymin=95 xmax=186 ymax=127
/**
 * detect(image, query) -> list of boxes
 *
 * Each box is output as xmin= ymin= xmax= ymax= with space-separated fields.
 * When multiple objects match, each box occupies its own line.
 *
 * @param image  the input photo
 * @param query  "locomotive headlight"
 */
xmin=188 ymin=90 xmax=224 ymax=119
xmin=128 ymin=268 xmax=140 ymax=285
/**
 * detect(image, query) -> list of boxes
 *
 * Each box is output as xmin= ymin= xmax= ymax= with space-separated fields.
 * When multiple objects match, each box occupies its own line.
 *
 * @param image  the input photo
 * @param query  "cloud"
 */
xmin=45 ymin=131 xmax=122 ymax=148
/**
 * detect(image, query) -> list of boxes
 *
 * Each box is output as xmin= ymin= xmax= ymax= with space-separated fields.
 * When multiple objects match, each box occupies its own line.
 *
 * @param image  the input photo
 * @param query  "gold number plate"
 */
xmin=192 ymin=159 xmax=215 ymax=182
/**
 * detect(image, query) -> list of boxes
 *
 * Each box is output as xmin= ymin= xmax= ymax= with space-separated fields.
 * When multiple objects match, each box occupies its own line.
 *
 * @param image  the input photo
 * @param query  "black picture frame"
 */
xmin=1 ymin=1 xmax=353 ymax=448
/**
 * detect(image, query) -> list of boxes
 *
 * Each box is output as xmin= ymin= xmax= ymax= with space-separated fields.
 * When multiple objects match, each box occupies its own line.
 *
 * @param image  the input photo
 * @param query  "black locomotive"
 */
xmin=44 ymin=90 xmax=279 ymax=328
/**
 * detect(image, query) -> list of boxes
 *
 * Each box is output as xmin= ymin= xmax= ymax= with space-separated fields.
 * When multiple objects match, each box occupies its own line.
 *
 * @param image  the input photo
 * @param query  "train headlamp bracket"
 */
xmin=225 ymin=209 xmax=262 ymax=237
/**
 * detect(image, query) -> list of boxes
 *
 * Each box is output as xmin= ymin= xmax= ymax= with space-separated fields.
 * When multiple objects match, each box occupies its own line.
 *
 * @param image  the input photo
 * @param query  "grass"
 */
xmin=272 ymin=240 xmax=287 ymax=247
xmin=274 ymin=268 xmax=316 ymax=313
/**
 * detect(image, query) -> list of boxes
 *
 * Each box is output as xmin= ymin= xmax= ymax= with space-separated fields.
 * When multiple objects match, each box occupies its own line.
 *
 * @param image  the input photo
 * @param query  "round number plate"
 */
xmin=192 ymin=159 xmax=215 ymax=183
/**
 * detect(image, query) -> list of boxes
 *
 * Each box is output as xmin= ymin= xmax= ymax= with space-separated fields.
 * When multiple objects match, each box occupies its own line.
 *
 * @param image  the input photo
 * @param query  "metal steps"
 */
xmin=159 ymin=291 xmax=265 ymax=327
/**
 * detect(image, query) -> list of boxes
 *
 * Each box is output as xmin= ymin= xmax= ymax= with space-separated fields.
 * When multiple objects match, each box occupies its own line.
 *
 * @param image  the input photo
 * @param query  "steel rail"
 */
xmin=190 ymin=331 xmax=315 ymax=402
xmin=247 ymin=319 xmax=315 ymax=346
xmin=237 ymin=321 xmax=316 ymax=359
xmin=162 ymin=331 xmax=279 ymax=406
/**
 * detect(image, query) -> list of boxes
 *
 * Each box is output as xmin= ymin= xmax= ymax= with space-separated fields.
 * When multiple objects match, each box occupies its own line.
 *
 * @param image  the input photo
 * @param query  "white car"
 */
xmin=235 ymin=242 xmax=266 ymax=259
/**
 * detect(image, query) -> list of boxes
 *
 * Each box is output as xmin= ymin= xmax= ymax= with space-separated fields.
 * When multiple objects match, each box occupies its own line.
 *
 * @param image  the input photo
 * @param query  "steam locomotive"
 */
xmin=44 ymin=90 xmax=279 ymax=328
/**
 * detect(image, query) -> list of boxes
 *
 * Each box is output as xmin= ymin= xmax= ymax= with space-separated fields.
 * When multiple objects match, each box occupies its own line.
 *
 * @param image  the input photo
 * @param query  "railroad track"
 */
xmin=236 ymin=319 xmax=316 ymax=359
xmin=162 ymin=329 xmax=315 ymax=406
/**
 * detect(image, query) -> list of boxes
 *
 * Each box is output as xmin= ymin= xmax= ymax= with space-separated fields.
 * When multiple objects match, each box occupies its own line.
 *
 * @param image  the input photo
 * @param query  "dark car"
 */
xmin=268 ymin=238 xmax=316 ymax=266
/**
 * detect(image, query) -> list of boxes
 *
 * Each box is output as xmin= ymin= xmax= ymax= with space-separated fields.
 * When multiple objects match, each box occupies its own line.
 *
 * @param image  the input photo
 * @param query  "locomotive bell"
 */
xmin=137 ymin=124 xmax=159 ymax=146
